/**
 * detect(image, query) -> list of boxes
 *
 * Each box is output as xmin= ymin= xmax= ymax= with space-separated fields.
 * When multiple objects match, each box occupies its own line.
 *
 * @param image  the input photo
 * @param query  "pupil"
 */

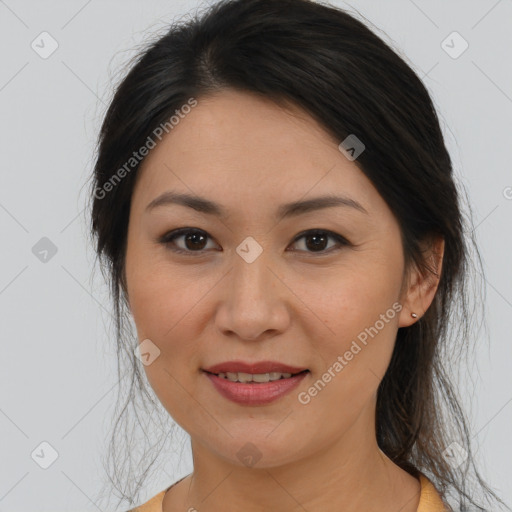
xmin=186 ymin=231 xmax=206 ymax=250
xmin=306 ymin=233 xmax=327 ymax=251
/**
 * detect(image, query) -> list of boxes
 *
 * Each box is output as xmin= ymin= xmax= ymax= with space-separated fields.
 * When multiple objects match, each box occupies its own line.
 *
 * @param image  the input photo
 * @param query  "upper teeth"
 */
xmin=218 ymin=372 xmax=294 ymax=383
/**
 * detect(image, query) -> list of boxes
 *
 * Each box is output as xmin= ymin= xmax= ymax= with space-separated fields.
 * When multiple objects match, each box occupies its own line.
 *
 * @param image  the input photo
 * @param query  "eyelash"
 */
xmin=158 ymin=228 xmax=351 ymax=256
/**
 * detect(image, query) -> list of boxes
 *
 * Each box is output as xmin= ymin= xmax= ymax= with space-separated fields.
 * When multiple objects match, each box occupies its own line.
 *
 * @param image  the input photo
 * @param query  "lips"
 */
xmin=202 ymin=360 xmax=308 ymax=375
xmin=204 ymin=369 xmax=309 ymax=405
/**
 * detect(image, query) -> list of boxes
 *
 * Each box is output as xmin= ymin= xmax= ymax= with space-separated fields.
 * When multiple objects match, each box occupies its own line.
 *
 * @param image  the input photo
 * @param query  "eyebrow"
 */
xmin=145 ymin=191 xmax=368 ymax=218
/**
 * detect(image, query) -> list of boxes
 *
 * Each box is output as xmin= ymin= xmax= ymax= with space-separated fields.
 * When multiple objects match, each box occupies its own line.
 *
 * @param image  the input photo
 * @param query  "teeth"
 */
xmin=217 ymin=371 xmax=294 ymax=383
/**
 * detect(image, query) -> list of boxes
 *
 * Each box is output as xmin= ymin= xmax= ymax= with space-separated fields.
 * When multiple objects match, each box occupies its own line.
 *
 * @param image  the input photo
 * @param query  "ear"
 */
xmin=398 ymin=235 xmax=444 ymax=328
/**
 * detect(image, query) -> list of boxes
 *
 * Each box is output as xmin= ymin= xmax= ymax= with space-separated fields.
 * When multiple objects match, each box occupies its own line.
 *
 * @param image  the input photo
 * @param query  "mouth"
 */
xmin=201 ymin=362 xmax=310 ymax=405
xmin=202 ymin=368 xmax=309 ymax=383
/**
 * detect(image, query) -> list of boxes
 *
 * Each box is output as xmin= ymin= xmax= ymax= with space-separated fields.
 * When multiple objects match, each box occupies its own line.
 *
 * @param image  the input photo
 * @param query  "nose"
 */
xmin=214 ymin=251 xmax=290 ymax=342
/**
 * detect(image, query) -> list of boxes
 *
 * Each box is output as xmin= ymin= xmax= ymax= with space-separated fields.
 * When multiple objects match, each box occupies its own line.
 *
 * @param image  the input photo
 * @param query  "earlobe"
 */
xmin=398 ymin=236 xmax=445 ymax=328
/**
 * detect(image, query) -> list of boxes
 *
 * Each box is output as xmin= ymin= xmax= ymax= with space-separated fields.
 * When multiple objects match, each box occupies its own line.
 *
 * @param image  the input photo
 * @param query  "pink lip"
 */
xmin=203 ymin=370 xmax=309 ymax=406
xmin=203 ymin=360 xmax=308 ymax=375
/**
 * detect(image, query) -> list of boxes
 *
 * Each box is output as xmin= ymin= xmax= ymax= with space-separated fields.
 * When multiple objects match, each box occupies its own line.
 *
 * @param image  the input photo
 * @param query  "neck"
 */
xmin=165 ymin=401 xmax=421 ymax=512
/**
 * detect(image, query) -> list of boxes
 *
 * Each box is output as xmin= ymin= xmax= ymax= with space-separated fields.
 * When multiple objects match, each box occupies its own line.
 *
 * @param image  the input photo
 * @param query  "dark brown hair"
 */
xmin=87 ymin=1 xmax=509 ymax=510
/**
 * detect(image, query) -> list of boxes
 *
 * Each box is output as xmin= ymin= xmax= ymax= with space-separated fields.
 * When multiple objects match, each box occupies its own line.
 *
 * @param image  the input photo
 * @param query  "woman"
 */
xmin=89 ymin=0 xmax=509 ymax=510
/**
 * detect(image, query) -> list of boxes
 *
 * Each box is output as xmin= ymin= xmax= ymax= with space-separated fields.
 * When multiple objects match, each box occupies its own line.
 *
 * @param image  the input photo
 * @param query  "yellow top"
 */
xmin=130 ymin=473 xmax=448 ymax=511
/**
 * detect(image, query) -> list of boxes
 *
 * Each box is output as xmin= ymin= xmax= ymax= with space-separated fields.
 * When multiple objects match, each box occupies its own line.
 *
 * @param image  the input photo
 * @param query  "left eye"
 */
xmin=159 ymin=228 xmax=351 ymax=255
xmin=290 ymin=229 xmax=350 ymax=253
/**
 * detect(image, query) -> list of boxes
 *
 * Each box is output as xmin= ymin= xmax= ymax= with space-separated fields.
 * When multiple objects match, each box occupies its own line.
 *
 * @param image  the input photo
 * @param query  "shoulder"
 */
xmin=126 ymin=490 xmax=166 ymax=512
xmin=417 ymin=474 xmax=450 ymax=512
xmin=126 ymin=475 xmax=188 ymax=512
xmin=127 ymin=473 xmax=448 ymax=511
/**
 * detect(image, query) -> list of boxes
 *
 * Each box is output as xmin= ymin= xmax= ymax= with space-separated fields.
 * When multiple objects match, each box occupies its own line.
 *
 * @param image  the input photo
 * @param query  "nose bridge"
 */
xmin=216 ymin=238 xmax=287 ymax=340
xmin=231 ymin=238 xmax=276 ymax=305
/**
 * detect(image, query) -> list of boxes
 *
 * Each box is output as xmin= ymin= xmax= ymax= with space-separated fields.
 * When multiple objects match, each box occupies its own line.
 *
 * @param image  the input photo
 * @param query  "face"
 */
xmin=124 ymin=89 xmax=425 ymax=469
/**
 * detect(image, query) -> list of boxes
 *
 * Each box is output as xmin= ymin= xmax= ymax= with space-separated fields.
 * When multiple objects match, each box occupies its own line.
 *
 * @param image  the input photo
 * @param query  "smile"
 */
xmin=202 ymin=369 xmax=309 ymax=405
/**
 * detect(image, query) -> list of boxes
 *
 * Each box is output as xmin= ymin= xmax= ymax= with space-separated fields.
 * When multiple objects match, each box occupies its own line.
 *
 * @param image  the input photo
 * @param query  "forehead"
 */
xmin=131 ymin=89 xmax=381 ymax=217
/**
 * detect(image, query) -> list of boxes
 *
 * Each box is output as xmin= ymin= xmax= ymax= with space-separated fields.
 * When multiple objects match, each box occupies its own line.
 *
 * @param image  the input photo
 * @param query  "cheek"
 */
xmin=305 ymin=255 xmax=401 ymax=341
xmin=126 ymin=238 xmax=186 ymax=340
xmin=302 ymin=255 xmax=402 ymax=397
xmin=297 ymin=286 xmax=400 ymax=440
xmin=313 ymin=290 xmax=400 ymax=386
xmin=127 ymin=269 xmax=171 ymax=341
xmin=128 ymin=272 xmax=196 ymax=358
xmin=125 ymin=262 xmax=206 ymax=426
xmin=126 ymin=254 xmax=214 ymax=377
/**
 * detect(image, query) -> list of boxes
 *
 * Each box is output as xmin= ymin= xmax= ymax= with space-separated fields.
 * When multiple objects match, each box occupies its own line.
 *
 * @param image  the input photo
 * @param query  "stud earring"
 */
xmin=411 ymin=312 xmax=418 ymax=318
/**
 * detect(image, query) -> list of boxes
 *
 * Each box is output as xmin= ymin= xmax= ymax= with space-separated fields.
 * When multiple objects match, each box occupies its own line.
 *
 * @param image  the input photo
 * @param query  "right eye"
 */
xmin=158 ymin=228 xmax=219 ymax=255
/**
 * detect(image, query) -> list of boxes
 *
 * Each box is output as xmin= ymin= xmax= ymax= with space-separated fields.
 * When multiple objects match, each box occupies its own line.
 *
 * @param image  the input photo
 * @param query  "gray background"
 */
xmin=0 ymin=0 xmax=511 ymax=510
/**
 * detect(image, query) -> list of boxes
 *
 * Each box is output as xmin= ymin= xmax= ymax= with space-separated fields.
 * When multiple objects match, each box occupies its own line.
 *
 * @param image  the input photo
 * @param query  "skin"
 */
xmin=124 ymin=89 xmax=444 ymax=512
